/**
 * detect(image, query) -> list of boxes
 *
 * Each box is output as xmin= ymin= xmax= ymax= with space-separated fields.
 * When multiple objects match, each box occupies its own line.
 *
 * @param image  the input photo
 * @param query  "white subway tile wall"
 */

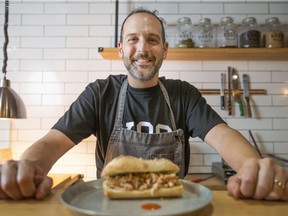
xmin=0 ymin=120 xmax=10 ymax=149
xmin=0 ymin=1 xmax=287 ymax=181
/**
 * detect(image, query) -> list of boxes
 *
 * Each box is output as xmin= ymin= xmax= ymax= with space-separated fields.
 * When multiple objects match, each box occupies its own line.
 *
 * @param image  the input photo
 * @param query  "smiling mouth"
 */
xmin=134 ymin=58 xmax=152 ymax=66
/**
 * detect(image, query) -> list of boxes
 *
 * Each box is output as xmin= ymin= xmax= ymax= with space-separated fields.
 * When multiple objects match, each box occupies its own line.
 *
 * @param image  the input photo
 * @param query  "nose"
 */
xmin=136 ymin=39 xmax=148 ymax=53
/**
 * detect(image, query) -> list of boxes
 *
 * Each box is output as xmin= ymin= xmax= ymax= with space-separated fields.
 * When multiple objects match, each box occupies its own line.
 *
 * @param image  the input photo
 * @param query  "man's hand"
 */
xmin=227 ymin=157 xmax=288 ymax=201
xmin=0 ymin=160 xmax=53 ymax=200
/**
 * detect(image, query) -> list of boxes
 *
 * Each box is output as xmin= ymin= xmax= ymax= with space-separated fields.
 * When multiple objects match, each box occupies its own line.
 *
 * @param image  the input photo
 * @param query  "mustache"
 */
xmin=132 ymin=53 xmax=154 ymax=61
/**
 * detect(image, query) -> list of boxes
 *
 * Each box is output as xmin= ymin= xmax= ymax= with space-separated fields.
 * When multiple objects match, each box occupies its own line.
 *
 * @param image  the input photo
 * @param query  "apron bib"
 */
xmin=104 ymin=79 xmax=186 ymax=178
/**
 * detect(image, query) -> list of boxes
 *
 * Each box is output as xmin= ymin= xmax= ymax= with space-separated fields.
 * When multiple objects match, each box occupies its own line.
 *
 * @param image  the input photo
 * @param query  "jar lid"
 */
xmin=199 ymin=18 xmax=211 ymax=25
xmin=242 ymin=17 xmax=257 ymax=26
xmin=265 ymin=17 xmax=280 ymax=25
xmin=220 ymin=17 xmax=234 ymax=25
xmin=177 ymin=17 xmax=192 ymax=25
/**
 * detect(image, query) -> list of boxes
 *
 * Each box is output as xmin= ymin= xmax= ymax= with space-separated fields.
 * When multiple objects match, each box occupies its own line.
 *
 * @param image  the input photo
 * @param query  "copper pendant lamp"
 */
xmin=0 ymin=0 xmax=26 ymax=119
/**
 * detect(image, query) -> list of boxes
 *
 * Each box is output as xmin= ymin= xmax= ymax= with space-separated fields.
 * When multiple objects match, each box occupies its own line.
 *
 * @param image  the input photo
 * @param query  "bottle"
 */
xmin=238 ymin=17 xmax=261 ymax=48
xmin=217 ymin=17 xmax=238 ymax=48
xmin=263 ymin=17 xmax=284 ymax=48
xmin=195 ymin=18 xmax=217 ymax=48
xmin=176 ymin=17 xmax=194 ymax=48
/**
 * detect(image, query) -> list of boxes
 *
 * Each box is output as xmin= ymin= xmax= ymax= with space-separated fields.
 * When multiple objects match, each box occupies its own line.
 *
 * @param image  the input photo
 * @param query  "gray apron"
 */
xmin=104 ymin=79 xmax=185 ymax=178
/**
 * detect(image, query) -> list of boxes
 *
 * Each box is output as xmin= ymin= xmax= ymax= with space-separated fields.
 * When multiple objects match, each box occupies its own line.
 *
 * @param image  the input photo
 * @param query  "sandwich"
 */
xmin=101 ymin=155 xmax=183 ymax=199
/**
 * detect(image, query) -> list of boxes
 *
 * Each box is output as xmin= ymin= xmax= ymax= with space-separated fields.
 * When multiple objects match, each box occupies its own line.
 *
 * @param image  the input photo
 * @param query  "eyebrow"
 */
xmin=125 ymin=33 xmax=161 ymax=40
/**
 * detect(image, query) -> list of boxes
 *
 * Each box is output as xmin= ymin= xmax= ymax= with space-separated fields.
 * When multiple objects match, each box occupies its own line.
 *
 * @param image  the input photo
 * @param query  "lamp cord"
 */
xmin=2 ymin=0 xmax=9 ymax=77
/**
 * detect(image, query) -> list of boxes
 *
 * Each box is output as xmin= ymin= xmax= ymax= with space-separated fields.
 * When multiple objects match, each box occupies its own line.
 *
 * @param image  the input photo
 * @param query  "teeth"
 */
xmin=136 ymin=59 xmax=150 ymax=63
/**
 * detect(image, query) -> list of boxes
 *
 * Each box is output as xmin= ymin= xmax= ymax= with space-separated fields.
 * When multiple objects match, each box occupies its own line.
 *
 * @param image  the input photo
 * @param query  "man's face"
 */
xmin=118 ymin=13 xmax=168 ymax=83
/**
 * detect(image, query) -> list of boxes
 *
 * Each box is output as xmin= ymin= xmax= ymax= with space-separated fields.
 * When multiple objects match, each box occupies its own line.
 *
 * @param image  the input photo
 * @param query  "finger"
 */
xmin=282 ymin=179 xmax=288 ymax=201
xmin=34 ymin=175 xmax=53 ymax=200
xmin=227 ymin=175 xmax=242 ymax=198
xmin=0 ymin=165 xmax=9 ymax=199
xmin=238 ymin=158 xmax=259 ymax=198
xmin=0 ymin=178 xmax=9 ymax=199
xmin=253 ymin=158 xmax=274 ymax=200
xmin=17 ymin=160 xmax=38 ymax=198
xmin=1 ymin=160 xmax=23 ymax=200
xmin=265 ymin=165 xmax=287 ymax=201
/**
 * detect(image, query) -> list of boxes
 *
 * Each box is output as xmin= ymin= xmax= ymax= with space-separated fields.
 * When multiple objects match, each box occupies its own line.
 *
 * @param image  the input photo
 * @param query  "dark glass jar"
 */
xmin=238 ymin=17 xmax=261 ymax=48
xmin=263 ymin=17 xmax=284 ymax=48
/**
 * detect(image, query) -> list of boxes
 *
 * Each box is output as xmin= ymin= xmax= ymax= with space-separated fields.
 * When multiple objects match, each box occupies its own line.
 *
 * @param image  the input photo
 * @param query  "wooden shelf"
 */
xmin=98 ymin=47 xmax=288 ymax=61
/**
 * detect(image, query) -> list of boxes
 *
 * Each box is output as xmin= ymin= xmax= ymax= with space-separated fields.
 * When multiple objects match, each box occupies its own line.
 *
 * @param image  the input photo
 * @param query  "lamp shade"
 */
xmin=0 ymin=77 xmax=26 ymax=118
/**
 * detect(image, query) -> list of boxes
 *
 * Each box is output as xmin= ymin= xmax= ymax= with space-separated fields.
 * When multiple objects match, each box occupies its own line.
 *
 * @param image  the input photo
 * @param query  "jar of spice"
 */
xmin=195 ymin=18 xmax=217 ymax=48
xmin=176 ymin=17 xmax=194 ymax=48
xmin=238 ymin=17 xmax=261 ymax=48
xmin=284 ymin=24 xmax=288 ymax=47
xmin=217 ymin=16 xmax=238 ymax=48
xmin=263 ymin=17 xmax=284 ymax=48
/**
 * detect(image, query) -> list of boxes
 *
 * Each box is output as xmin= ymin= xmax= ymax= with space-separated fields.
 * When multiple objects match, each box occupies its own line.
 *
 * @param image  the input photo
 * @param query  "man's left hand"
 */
xmin=227 ymin=157 xmax=288 ymax=201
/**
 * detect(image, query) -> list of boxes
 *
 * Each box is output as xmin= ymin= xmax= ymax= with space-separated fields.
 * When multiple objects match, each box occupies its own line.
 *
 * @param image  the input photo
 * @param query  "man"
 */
xmin=0 ymin=8 xmax=287 ymax=201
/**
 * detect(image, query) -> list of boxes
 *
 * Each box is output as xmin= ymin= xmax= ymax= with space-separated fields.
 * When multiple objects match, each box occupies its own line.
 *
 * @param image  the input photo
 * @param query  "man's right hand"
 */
xmin=0 ymin=160 xmax=53 ymax=200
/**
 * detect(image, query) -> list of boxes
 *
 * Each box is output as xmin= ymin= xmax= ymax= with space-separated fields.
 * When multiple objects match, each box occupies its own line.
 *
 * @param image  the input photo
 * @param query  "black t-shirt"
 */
xmin=52 ymin=75 xmax=225 ymax=176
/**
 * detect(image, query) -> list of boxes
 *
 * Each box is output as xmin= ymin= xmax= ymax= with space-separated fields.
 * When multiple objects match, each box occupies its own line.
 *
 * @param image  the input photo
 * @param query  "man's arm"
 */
xmin=205 ymin=123 xmax=288 ymax=201
xmin=204 ymin=123 xmax=261 ymax=171
xmin=20 ymin=129 xmax=75 ymax=173
xmin=0 ymin=129 xmax=75 ymax=200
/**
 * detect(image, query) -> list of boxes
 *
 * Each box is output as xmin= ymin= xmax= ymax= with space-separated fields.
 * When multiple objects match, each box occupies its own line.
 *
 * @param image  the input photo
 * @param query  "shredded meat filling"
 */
xmin=105 ymin=173 xmax=180 ymax=194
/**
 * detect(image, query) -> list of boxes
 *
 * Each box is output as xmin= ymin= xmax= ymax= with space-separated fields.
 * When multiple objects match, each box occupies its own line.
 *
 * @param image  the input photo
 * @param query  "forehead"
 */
xmin=123 ymin=12 xmax=162 ymax=37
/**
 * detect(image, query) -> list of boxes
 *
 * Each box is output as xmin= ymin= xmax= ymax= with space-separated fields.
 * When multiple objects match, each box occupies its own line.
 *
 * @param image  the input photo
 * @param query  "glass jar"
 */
xmin=176 ymin=17 xmax=194 ymax=48
xmin=238 ymin=17 xmax=261 ymax=48
xmin=263 ymin=17 xmax=284 ymax=48
xmin=284 ymin=24 xmax=288 ymax=48
xmin=195 ymin=18 xmax=217 ymax=48
xmin=217 ymin=16 xmax=238 ymax=48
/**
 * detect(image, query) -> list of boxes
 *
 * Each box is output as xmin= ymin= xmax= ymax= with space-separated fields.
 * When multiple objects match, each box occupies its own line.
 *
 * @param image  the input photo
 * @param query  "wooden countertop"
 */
xmin=48 ymin=173 xmax=84 ymax=189
xmin=1 ymin=173 xmax=287 ymax=216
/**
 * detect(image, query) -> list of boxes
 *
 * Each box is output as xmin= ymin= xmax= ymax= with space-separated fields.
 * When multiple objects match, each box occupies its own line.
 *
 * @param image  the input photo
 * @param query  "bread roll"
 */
xmin=101 ymin=155 xmax=180 ymax=177
xmin=103 ymin=180 xmax=183 ymax=199
xmin=101 ymin=156 xmax=183 ymax=199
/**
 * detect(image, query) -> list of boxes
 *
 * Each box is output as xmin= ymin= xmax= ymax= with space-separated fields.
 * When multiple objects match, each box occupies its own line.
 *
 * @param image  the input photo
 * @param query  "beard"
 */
xmin=123 ymin=53 xmax=163 ymax=82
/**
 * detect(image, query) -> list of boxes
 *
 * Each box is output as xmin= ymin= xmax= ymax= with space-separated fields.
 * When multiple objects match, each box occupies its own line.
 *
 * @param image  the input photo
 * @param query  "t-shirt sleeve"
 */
xmin=52 ymin=84 xmax=97 ymax=144
xmin=185 ymin=84 xmax=226 ymax=140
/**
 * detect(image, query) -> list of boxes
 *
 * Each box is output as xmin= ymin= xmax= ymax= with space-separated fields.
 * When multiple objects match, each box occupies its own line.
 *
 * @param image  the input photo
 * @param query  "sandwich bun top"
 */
xmin=101 ymin=155 xmax=180 ymax=178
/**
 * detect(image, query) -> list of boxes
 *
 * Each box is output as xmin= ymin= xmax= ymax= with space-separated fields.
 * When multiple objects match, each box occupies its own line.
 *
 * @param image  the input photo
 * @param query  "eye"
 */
xmin=128 ymin=37 xmax=138 ymax=43
xmin=148 ymin=37 xmax=160 ymax=44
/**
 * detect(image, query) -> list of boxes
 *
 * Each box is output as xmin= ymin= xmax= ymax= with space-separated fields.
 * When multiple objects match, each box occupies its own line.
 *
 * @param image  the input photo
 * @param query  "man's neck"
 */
xmin=127 ymin=76 xmax=158 ymax=89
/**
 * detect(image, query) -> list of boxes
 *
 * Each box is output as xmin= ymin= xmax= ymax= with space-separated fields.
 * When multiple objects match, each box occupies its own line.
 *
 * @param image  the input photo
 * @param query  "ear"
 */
xmin=118 ymin=42 xmax=123 ymax=59
xmin=162 ymin=42 xmax=169 ymax=60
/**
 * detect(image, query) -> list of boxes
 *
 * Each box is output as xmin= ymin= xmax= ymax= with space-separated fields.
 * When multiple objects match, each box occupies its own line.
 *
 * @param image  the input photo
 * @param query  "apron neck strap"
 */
xmin=158 ymin=80 xmax=177 ymax=131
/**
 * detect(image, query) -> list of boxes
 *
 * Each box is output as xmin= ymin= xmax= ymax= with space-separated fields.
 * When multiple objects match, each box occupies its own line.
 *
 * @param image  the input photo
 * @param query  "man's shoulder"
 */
xmin=97 ymin=74 xmax=127 ymax=84
xmin=159 ymin=77 xmax=195 ymax=90
xmin=89 ymin=74 xmax=127 ymax=89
